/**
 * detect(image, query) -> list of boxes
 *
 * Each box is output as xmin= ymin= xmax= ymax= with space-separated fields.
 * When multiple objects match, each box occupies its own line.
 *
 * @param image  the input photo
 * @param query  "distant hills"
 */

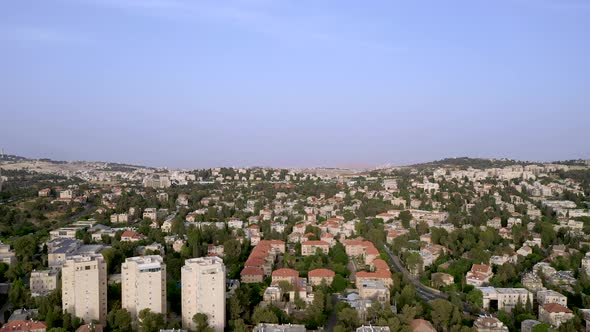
xmin=1 ymin=154 xmax=589 ymax=171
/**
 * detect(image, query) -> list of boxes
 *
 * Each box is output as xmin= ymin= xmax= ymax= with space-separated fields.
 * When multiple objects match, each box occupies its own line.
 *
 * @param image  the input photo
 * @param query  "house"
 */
xmin=176 ymin=194 xmax=189 ymax=206
xmin=271 ymin=268 xmax=299 ymax=285
xmin=308 ymin=268 xmax=335 ymax=286
xmin=0 ymin=243 xmax=16 ymax=266
xmin=301 ymin=240 xmax=330 ymax=256
xmin=120 ymin=230 xmax=145 ymax=242
xmin=517 ymin=245 xmax=533 ymax=257
xmin=38 ymin=188 xmax=51 ymax=197
xmin=521 ymin=272 xmax=544 ymax=292
xmin=431 ymin=272 xmax=454 ymax=288
xmin=207 ymin=245 xmax=224 ymax=257
xmin=253 ymin=324 xmax=305 ymax=332
xmin=355 ymin=259 xmax=393 ymax=287
xmin=466 ymin=264 xmax=494 ymax=287
xmin=143 ymin=208 xmax=158 ymax=221
xmin=358 ymin=280 xmax=390 ymax=304
xmin=537 ymin=289 xmax=567 ymax=307
xmin=110 ymin=213 xmax=129 ymax=223
xmin=538 ymin=303 xmax=574 ymax=328
xmin=0 ymin=320 xmax=47 ymax=332
xmin=241 ymin=267 xmax=265 ymax=284
xmin=357 ymin=326 xmax=390 ymax=332
xmin=473 ymin=317 xmax=508 ymax=332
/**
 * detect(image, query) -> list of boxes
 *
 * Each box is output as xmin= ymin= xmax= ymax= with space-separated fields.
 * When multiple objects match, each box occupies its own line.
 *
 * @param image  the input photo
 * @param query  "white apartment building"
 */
xmin=62 ymin=254 xmax=107 ymax=323
xmin=30 ymin=269 xmax=59 ymax=296
xmin=122 ymin=255 xmax=167 ymax=319
xmin=181 ymin=257 xmax=226 ymax=332
xmin=0 ymin=243 xmax=16 ymax=265
xmin=478 ymin=287 xmax=533 ymax=313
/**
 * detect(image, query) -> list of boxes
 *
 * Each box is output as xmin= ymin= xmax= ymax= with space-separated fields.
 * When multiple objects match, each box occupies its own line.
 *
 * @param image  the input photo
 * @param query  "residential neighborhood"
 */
xmin=0 ymin=156 xmax=590 ymax=332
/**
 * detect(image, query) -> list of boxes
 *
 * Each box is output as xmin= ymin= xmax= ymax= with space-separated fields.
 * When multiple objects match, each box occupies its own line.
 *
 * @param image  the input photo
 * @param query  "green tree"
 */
xmin=138 ymin=308 xmax=166 ymax=332
xmin=337 ymin=307 xmax=360 ymax=329
xmin=399 ymin=210 xmax=412 ymax=229
xmin=430 ymin=299 xmax=461 ymax=331
xmin=9 ymin=278 xmax=28 ymax=308
xmin=252 ymin=306 xmax=279 ymax=324
xmin=193 ymin=313 xmax=214 ymax=332
xmin=107 ymin=308 xmax=133 ymax=332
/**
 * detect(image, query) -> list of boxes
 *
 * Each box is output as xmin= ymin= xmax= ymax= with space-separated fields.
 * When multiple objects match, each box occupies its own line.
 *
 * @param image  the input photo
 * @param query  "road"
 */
xmin=383 ymin=246 xmax=448 ymax=302
xmin=67 ymin=203 xmax=94 ymax=222
xmin=325 ymin=294 xmax=340 ymax=332
xmin=383 ymin=247 xmax=478 ymax=315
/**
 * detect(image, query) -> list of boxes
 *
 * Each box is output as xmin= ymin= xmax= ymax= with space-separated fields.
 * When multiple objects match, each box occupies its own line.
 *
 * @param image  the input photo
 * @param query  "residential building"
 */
xmin=122 ymin=256 xmax=166 ymax=319
xmin=50 ymin=227 xmax=81 ymax=240
xmin=253 ymin=324 xmax=306 ymax=332
xmin=358 ymin=280 xmax=390 ymax=304
xmin=0 ymin=320 xmax=47 ymax=332
xmin=181 ymin=257 xmax=226 ymax=332
xmin=110 ymin=213 xmax=129 ymax=223
xmin=537 ymin=289 xmax=567 ymax=307
xmin=301 ymin=240 xmax=330 ymax=256
xmin=120 ymin=230 xmax=146 ymax=242
xmin=431 ymin=272 xmax=454 ymax=288
xmin=522 ymin=272 xmax=544 ymax=292
xmin=356 ymin=326 xmax=390 ymax=332
xmin=466 ymin=264 xmax=494 ymax=287
xmin=308 ymin=268 xmax=335 ymax=286
xmin=538 ymin=303 xmax=574 ymax=328
xmin=0 ymin=242 xmax=16 ymax=266
xmin=30 ymin=270 xmax=59 ymax=296
xmin=62 ymin=254 xmax=107 ymax=323
xmin=272 ymin=268 xmax=299 ymax=285
xmin=478 ymin=287 xmax=533 ymax=312
xmin=473 ymin=317 xmax=508 ymax=332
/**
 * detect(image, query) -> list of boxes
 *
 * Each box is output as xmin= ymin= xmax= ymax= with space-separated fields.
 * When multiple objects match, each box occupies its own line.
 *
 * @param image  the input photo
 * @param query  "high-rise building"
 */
xmin=181 ymin=257 xmax=226 ymax=332
xmin=122 ymin=255 xmax=167 ymax=319
xmin=62 ymin=254 xmax=107 ymax=323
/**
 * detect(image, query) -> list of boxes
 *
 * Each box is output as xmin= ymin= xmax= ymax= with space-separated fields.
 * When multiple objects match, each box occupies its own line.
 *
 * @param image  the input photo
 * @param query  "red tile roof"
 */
xmin=272 ymin=268 xmax=299 ymax=278
xmin=542 ymin=303 xmax=573 ymax=314
xmin=0 ymin=320 xmax=47 ymax=332
xmin=302 ymin=240 xmax=330 ymax=246
xmin=241 ymin=267 xmax=265 ymax=276
xmin=308 ymin=268 xmax=335 ymax=278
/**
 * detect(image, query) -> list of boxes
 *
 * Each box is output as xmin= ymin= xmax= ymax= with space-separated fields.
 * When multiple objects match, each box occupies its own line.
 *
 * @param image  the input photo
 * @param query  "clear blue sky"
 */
xmin=1 ymin=0 xmax=589 ymax=168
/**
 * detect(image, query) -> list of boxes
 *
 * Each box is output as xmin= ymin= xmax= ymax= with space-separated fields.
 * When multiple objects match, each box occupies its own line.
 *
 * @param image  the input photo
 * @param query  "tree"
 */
xmin=107 ymin=308 xmax=133 ymax=332
xmin=416 ymin=221 xmax=429 ymax=235
xmin=138 ymin=308 xmax=166 ymax=332
xmin=9 ymin=278 xmax=28 ymax=308
xmin=231 ymin=319 xmax=249 ymax=332
xmin=12 ymin=235 xmax=37 ymax=261
xmin=331 ymin=275 xmax=347 ymax=292
xmin=399 ymin=210 xmax=412 ymax=229
xmin=193 ymin=313 xmax=214 ymax=332
xmin=397 ymin=284 xmax=416 ymax=309
xmin=223 ymin=239 xmax=242 ymax=264
xmin=252 ymin=306 xmax=279 ymax=324
xmin=404 ymin=252 xmax=423 ymax=275
xmin=430 ymin=299 xmax=460 ymax=331
xmin=337 ymin=307 xmax=360 ymax=329
xmin=466 ymin=288 xmax=483 ymax=309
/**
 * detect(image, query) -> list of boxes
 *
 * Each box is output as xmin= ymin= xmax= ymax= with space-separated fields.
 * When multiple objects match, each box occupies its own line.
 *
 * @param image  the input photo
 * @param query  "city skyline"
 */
xmin=2 ymin=0 xmax=589 ymax=168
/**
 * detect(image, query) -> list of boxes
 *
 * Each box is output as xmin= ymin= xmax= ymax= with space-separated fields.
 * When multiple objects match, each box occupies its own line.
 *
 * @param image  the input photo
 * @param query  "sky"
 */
xmin=1 ymin=0 xmax=589 ymax=169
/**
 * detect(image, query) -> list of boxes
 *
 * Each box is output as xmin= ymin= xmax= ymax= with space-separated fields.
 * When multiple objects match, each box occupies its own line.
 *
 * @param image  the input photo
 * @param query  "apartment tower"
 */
xmin=181 ymin=256 xmax=226 ymax=332
xmin=61 ymin=254 xmax=107 ymax=323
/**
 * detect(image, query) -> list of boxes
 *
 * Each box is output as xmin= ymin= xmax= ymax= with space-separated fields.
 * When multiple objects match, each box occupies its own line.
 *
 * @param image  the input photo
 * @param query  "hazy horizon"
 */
xmin=2 ymin=0 xmax=589 ymax=168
